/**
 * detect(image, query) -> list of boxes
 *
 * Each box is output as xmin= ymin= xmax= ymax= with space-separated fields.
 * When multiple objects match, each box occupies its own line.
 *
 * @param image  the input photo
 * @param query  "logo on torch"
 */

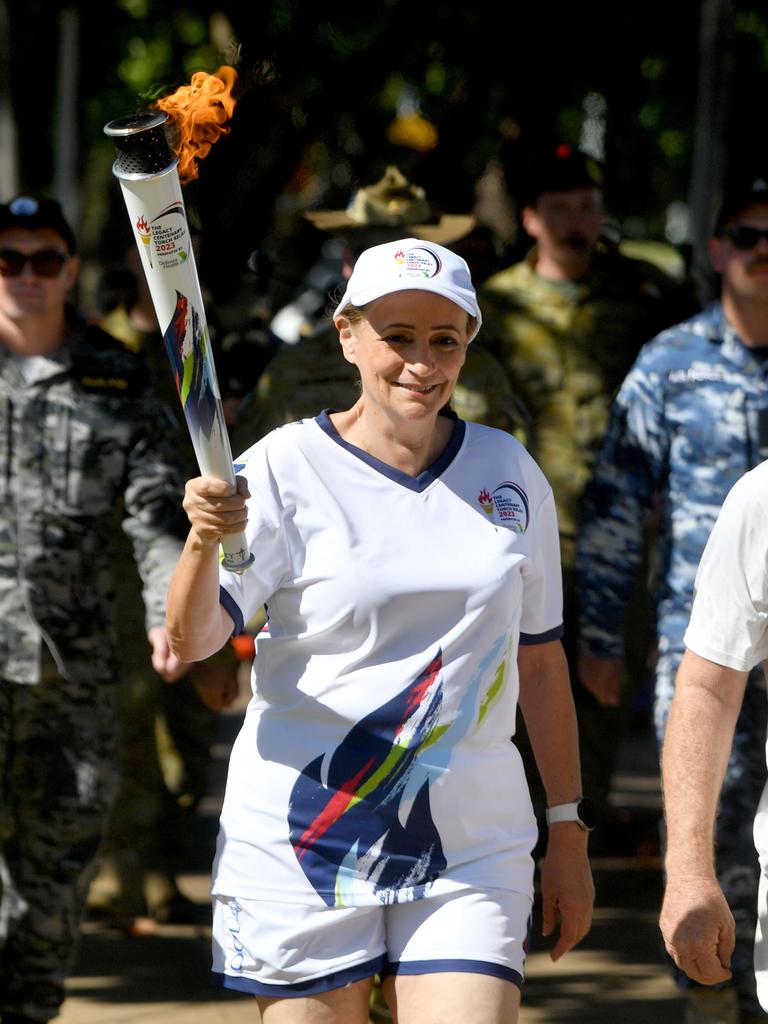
xmin=135 ymin=215 xmax=153 ymax=267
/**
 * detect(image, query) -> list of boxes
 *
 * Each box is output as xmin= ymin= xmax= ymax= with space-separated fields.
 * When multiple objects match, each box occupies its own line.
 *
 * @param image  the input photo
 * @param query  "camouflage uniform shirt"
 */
xmin=577 ymin=301 xmax=768 ymax=676
xmin=479 ymin=246 xmax=690 ymax=567
xmin=0 ymin=313 xmax=187 ymax=686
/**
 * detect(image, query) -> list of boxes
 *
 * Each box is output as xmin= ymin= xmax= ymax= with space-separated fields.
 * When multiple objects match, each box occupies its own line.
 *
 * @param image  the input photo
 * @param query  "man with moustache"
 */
xmin=479 ymin=145 xmax=691 ymax=840
xmin=577 ymin=174 xmax=768 ymax=1024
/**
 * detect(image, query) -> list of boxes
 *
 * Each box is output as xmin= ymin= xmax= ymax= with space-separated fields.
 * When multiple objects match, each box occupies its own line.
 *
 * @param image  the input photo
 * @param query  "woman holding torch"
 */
xmin=166 ymin=237 xmax=593 ymax=1023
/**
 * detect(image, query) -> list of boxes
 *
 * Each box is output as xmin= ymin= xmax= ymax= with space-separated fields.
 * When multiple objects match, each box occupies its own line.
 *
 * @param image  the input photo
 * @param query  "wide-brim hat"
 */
xmin=305 ymin=166 xmax=475 ymax=246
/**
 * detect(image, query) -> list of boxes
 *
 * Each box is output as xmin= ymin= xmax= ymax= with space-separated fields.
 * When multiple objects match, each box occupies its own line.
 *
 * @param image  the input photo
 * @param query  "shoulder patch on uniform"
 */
xmin=668 ymin=366 xmax=728 ymax=384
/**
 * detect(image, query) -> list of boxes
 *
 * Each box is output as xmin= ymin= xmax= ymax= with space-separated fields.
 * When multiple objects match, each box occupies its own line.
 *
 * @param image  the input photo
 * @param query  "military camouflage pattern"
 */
xmin=478 ymin=243 xmax=695 ymax=853
xmin=479 ymin=245 xmax=692 ymax=568
xmin=0 ymin=655 xmax=119 ymax=1019
xmin=0 ymin=314 xmax=187 ymax=1019
xmin=0 ymin=315 xmax=187 ymax=686
xmin=576 ymin=301 xmax=768 ymax=1013
xmin=577 ymin=301 xmax=768 ymax=685
xmin=233 ymin=322 xmax=532 ymax=455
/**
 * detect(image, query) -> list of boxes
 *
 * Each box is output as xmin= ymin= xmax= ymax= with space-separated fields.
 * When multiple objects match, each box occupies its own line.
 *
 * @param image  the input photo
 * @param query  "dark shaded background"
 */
xmin=1 ymin=0 xmax=766 ymax=311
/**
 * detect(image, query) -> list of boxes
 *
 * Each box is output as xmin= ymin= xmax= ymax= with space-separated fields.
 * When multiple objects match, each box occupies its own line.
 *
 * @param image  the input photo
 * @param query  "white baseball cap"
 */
xmin=333 ymin=237 xmax=482 ymax=341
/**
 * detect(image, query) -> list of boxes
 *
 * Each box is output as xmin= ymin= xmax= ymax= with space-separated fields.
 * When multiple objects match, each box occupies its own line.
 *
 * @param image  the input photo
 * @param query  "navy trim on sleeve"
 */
xmin=219 ymin=586 xmax=244 ymax=636
xmin=519 ymin=624 xmax=564 ymax=645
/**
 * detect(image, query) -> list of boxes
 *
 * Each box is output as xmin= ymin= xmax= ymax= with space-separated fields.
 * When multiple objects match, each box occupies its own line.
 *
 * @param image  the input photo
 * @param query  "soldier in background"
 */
xmin=479 ymin=144 xmax=695 ymax=843
xmin=577 ymin=173 xmax=768 ymax=1024
xmin=0 ymin=195 xmax=189 ymax=1023
xmin=233 ymin=165 xmax=531 ymax=456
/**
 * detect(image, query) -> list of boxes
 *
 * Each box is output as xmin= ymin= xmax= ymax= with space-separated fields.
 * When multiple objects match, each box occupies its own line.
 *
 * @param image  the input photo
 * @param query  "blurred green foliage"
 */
xmin=4 ymin=0 xmax=768 ymax=298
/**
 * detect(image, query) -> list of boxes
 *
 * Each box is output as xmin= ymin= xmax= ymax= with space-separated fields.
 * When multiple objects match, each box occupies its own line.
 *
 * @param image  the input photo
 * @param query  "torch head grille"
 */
xmin=103 ymin=111 xmax=176 ymax=177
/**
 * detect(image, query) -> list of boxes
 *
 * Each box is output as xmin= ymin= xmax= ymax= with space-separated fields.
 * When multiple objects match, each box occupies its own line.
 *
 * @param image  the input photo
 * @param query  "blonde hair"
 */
xmin=336 ymin=301 xmax=477 ymax=339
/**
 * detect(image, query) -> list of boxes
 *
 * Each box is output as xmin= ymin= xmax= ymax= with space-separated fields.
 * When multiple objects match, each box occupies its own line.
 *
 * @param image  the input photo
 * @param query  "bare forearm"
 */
xmin=519 ymin=640 xmax=594 ymax=957
xmin=166 ymin=531 xmax=233 ymax=661
xmin=659 ymin=652 xmax=745 ymax=985
xmin=662 ymin=651 xmax=746 ymax=878
xmin=518 ymin=641 xmax=582 ymax=805
xmin=167 ymin=474 xmax=249 ymax=661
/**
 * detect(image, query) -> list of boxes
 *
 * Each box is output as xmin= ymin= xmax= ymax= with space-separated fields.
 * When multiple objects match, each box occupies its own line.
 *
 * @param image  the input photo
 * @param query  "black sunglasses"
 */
xmin=0 ymin=248 xmax=69 ymax=278
xmin=723 ymin=224 xmax=768 ymax=251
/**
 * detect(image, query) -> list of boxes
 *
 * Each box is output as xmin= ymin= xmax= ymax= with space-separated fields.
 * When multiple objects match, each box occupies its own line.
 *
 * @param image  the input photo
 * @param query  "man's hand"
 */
xmin=577 ymin=652 xmax=622 ymax=707
xmin=540 ymin=825 xmax=595 ymax=960
xmin=147 ymin=624 xmax=190 ymax=683
xmin=660 ymin=875 xmax=735 ymax=985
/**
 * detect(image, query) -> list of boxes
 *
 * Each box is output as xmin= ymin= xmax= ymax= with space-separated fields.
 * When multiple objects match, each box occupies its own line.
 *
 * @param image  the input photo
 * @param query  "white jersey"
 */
xmin=213 ymin=412 xmax=563 ymax=909
xmin=683 ymin=460 xmax=768 ymax=1010
xmin=684 ymin=460 xmax=768 ymax=861
xmin=684 ymin=461 xmax=768 ymax=677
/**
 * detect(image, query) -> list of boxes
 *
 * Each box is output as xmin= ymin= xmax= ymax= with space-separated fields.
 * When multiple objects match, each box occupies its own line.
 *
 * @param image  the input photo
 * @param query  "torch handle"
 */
xmin=112 ymin=166 xmax=254 ymax=574
xmin=187 ymin=430 xmax=254 ymax=574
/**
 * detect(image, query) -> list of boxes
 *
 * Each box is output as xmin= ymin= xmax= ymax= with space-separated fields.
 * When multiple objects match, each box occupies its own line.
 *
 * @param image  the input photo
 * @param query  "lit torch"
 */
xmin=103 ymin=67 xmax=253 ymax=573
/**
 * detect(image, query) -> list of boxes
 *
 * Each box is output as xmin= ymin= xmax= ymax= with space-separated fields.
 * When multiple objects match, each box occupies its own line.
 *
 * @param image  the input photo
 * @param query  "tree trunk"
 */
xmin=688 ymin=0 xmax=734 ymax=305
xmin=54 ymin=7 xmax=79 ymax=223
xmin=0 ymin=0 xmax=19 ymax=197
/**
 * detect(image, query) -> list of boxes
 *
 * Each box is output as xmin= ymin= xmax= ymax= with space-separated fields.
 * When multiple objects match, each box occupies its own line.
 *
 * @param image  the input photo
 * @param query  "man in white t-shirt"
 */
xmin=660 ymin=459 xmax=768 ymax=1019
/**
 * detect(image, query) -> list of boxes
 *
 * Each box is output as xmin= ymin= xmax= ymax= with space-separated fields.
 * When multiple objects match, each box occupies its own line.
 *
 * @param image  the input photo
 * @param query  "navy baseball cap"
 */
xmin=0 ymin=196 xmax=77 ymax=253
xmin=714 ymin=174 xmax=768 ymax=234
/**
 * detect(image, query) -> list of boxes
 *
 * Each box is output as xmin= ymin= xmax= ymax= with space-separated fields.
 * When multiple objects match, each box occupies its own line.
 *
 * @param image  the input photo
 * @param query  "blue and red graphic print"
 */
xmin=163 ymin=290 xmax=219 ymax=442
xmin=288 ymin=651 xmax=447 ymax=906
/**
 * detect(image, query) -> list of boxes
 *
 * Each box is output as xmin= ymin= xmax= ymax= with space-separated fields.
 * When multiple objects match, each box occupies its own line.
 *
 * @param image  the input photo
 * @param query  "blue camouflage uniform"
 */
xmin=0 ymin=313 xmax=187 ymax=1021
xmin=577 ymin=300 xmax=768 ymax=1013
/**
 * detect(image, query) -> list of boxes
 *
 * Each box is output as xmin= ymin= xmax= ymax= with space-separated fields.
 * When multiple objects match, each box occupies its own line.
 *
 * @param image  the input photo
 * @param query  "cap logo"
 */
xmin=395 ymin=244 xmax=442 ymax=279
xmin=9 ymin=196 xmax=41 ymax=217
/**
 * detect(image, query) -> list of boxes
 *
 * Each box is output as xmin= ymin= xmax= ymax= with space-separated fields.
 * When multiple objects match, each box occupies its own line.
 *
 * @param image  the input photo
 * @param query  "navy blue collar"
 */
xmin=316 ymin=409 xmax=465 ymax=493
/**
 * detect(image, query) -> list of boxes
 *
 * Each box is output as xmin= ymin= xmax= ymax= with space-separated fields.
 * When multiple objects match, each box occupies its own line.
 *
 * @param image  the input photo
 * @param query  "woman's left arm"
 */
xmin=518 ymin=639 xmax=595 ymax=960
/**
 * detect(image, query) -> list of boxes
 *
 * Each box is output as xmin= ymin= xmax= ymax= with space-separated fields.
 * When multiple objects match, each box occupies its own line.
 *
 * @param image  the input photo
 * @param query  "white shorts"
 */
xmin=212 ymin=886 xmax=533 ymax=997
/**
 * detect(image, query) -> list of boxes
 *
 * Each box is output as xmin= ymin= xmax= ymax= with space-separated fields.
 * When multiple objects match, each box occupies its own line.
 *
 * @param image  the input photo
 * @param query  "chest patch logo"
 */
xmin=478 ymin=482 xmax=529 ymax=533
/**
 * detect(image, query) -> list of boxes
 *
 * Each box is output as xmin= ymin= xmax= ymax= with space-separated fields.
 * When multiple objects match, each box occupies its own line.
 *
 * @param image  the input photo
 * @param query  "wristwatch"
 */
xmin=545 ymin=798 xmax=595 ymax=832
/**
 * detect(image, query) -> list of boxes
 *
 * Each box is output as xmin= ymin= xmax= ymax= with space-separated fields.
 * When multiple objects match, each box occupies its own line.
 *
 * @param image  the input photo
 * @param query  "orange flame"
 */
xmin=154 ymin=66 xmax=238 ymax=184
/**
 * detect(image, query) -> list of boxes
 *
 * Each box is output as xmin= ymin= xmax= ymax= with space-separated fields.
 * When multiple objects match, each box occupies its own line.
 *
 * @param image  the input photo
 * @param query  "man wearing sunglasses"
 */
xmin=577 ymin=174 xmax=768 ymax=1024
xmin=0 ymin=195 xmax=190 ymax=1024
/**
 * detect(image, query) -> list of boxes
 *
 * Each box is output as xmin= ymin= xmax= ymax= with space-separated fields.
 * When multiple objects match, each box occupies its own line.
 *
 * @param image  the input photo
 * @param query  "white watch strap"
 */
xmin=545 ymin=801 xmax=581 ymax=826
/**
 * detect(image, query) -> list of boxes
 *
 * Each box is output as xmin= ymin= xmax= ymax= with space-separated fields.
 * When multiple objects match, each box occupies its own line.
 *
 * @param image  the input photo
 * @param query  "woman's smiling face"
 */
xmin=337 ymin=289 xmax=470 ymax=424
